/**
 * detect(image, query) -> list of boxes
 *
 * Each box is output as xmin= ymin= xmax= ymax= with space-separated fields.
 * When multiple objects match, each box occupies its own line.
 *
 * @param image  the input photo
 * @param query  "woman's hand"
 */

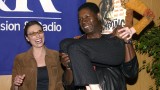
xmin=14 ymin=74 xmax=25 ymax=86
xmin=112 ymin=26 xmax=136 ymax=41
xmin=117 ymin=27 xmax=136 ymax=41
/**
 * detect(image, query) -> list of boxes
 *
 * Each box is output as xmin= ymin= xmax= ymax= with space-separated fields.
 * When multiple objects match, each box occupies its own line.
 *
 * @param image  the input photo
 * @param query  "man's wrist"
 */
xmin=124 ymin=39 xmax=132 ymax=44
xmin=65 ymin=62 xmax=71 ymax=69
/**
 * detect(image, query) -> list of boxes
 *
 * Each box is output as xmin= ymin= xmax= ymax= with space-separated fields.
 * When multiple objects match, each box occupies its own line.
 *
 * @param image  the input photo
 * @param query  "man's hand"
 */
xmin=60 ymin=53 xmax=73 ymax=85
xmin=60 ymin=53 xmax=70 ymax=69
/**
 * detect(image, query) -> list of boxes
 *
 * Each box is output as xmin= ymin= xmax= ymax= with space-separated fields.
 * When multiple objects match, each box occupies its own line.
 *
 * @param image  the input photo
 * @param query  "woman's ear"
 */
xmin=25 ymin=36 xmax=29 ymax=42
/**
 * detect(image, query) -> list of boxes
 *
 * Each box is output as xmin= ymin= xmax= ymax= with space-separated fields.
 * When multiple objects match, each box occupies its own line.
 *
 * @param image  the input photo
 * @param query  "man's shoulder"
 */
xmin=74 ymin=34 xmax=86 ymax=39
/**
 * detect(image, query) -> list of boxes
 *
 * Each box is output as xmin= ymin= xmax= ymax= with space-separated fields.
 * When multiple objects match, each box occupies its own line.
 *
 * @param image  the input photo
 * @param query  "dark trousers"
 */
xmin=60 ymin=36 xmax=125 ymax=86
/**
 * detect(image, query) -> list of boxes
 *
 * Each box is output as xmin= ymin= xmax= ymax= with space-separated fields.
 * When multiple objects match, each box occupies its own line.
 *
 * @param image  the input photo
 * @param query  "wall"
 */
xmin=0 ymin=75 xmax=12 ymax=90
xmin=127 ymin=53 xmax=156 ymax=90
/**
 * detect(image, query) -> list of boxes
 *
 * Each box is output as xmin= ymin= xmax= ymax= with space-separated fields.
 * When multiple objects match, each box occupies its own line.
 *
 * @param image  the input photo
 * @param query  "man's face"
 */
xmin=78 ymin=8 xmax=99 ymax=34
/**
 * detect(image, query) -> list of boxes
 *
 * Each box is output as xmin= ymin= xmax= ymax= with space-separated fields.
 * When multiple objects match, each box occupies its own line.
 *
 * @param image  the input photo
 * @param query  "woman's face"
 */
xmin=26 ymin=24 xmax=44 ymax=48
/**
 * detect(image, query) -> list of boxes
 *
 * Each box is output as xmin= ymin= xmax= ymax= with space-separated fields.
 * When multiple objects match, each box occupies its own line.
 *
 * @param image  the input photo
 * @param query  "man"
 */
xmin=61 ymin=2 xmax=138 ymax=90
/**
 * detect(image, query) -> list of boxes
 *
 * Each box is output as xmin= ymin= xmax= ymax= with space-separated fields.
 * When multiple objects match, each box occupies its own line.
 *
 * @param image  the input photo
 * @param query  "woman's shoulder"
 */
xmin=45 ymin=48 xmax=60 ymax=65
xmin=16 ymin=52 xmax=27 ymax=57
xmin=46 ymin=48 xmax=59 ymax=56
xmin=14 ymin=48 xmax=34 ymax=61
xmin=14 ymin=51 xmax=29 ymax=62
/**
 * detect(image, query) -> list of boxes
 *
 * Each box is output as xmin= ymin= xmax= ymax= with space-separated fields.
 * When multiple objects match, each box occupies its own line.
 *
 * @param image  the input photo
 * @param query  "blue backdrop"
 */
xmin=0 ymin=0 xmax=86 ymax=75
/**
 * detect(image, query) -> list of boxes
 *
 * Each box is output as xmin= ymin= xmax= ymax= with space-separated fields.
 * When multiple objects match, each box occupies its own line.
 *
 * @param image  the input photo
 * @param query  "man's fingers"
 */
xmin=60 ymin=53 xmax=70 ymax=62
xmin=61 ymin=53 xmax=68 ymax=58
xmin=61 ymin=56 xmax=70 ymax=62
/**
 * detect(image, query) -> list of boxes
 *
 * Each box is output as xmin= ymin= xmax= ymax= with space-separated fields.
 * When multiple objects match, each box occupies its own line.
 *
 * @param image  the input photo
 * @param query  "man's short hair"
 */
xmin=78 ymin=2 xmax=100 ymax=14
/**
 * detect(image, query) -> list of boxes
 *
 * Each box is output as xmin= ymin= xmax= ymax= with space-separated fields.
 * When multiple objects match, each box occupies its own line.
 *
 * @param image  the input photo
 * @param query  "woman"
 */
xmin=11 ymin=21 xmax=64 ymax=90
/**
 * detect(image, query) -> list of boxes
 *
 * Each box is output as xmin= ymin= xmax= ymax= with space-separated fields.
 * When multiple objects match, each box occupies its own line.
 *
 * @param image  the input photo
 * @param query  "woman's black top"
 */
xmin=37 ymin=66 xmax=49 ymax=90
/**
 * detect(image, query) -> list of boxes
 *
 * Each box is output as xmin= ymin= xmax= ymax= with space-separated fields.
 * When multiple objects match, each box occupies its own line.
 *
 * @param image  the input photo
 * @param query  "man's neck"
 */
xmin=87 ymin=33 xmax=102 ymax=39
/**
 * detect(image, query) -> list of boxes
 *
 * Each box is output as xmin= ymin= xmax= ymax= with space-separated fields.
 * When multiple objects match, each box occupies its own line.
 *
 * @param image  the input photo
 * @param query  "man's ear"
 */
xmin=97 ymin=13 xmax=102 ymax=21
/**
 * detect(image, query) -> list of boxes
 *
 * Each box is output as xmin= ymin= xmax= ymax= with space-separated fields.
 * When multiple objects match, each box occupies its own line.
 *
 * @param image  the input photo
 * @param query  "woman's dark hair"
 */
xmin=24 ymin=20 xmax=43 ymax=37
xmin=78 ymin=2 xmax=100 ymax=14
